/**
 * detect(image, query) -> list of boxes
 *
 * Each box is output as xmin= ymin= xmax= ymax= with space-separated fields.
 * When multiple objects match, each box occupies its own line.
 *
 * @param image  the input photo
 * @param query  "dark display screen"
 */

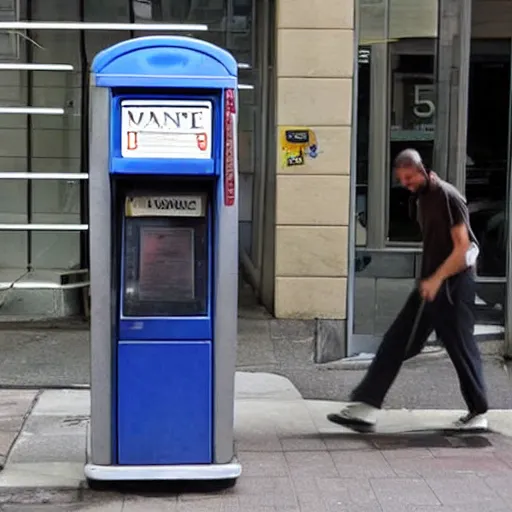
xmin=138 ymin=226 xmax=195 ymax=302
xmin=122 ymin=210 xmax=208 ymax=317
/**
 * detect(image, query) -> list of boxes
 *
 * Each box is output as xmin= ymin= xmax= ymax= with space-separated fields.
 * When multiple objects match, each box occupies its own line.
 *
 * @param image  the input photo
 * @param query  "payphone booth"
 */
xmin=85 ymin=36 xmax=241 ymax=486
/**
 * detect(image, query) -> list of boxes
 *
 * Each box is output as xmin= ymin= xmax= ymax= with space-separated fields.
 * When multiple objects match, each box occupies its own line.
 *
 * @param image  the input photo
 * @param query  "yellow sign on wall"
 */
xmin=279 ymin=127 xmax=319 ymax=168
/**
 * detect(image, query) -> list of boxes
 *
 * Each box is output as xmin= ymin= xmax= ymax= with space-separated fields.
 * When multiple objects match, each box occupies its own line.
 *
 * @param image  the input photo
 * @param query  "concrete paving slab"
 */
xmin=8 ymin=431 xmax=86 ymax=464
xmin=426 ymin=474 xmax=507 ymax=506
xmin=370 ymin=477 xmax=441 ymax=508
xmin=322 ymin=434 xmax=372 ymax=452
xmin=236 ymin=451 xmax=289 ymax=478
xmin=314 ymin=477 xmax=379 ymax=509
xmin=233 ymin=475 xmax=297 ymax=508
xmin=234 ymin=372 xmax=301 ymax=401
xmin=122 ymin=497 xmax=176 ymax=511
xmin=0 ymin=390 xmax=38 ymax=470
xmin=0 ymin=432 xmax=18 ymax=458
xmin=235 ymin=430 xmax=282 ymax=452
xmin=22 ymin=415 xmax=88 ymax=436
xmin=485 ymin=475 xmax=512 ymax=502
xmin=78 ymin=503 xmax=124 ymax=512
xmin=2 ymin=503 xmax=125 ymax=512
xmin=0 ymin=490 xmax=82 ymax=508
xmin=0 ymin=391 xmax=38 ymax=419
xmin=391 ymin=452 xmax=512 ymax=479
xmin=0 ymin=462 xmax=84 ymax=488
xmin=0 ymin=420 xmax=29 ymax=469
xmin=176 ymin=501 xmax=238 ymax=512
xmin=1 ymin=506 xmax=80 ymax=512
xmin=0 ymin=418 xmax=30 ymax=434
xmin=237 ymin=488 xmax=298 ymax=509
xmin=332 ymin=450 xmax=396 ymax=479
xmin=279 ymin=434 xmax=327 ymax=452
xmin=31 ymin=391 xmax=89 ymax=417
xmin=285 ymin=450 xmax=339 ymax=479
xmin=235 ymin=399 xmax=317 ymax=436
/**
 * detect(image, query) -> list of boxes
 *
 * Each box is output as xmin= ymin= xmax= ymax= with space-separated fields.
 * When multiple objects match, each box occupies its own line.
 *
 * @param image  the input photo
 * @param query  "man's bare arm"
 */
xmin=433 ymin=223 xmax=471 ymax=282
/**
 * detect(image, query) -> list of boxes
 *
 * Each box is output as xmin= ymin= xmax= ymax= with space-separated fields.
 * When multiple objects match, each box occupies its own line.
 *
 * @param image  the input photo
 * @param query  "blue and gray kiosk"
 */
xmin=84 ymin=36 xmax=241 ymax=487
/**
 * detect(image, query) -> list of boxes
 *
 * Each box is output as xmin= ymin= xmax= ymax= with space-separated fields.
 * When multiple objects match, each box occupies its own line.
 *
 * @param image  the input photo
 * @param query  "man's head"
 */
xmin=394 ymin=149 xmax=428 ymax=193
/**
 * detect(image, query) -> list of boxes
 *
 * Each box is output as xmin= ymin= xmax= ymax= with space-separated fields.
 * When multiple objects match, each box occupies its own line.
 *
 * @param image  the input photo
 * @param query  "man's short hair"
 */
xmin=394 ymin=149 xmax=424 ymax=170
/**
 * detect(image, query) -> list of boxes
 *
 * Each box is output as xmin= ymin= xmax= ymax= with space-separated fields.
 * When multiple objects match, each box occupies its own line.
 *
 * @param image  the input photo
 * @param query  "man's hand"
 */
xmin=420 ymin=275 xmax=443 ymax=302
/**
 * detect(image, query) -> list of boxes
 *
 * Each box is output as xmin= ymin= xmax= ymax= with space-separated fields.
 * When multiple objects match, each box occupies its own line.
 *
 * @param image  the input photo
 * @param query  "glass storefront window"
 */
xmin=356 ymin=0 xmax=439 ymax=246
xmin=388 ymin=40 xmax=436 ymax=242
xmin=465 ymin=40 xmax=510 ymax=317
xmin=387 ymin=1 xmax=438 ymax=243
xmin=353 ymin=0 xmax=440 ymax=347
xmin=356 ymin=0 xmax=438 ymax=247
xmin=466 ymin=40 xmax=510 ymax=278
xmin=0 ymin=0 xmax=261 ymax=318
xmin=355 ymin=0 xmax=387 ymax=248
xmin=355 ymin=47 xmax=370 ymax=247
xmin=354 ymin=0 xmax=509 ymax=344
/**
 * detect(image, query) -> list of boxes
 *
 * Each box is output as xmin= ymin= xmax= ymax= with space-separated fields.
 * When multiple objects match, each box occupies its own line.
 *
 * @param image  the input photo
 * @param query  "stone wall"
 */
xmin=274 ymin=0 xmax=355 ymax=321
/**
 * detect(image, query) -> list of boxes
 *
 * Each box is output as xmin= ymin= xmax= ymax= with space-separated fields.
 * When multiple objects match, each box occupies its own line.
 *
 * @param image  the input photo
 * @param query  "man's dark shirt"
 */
xmin=413 ymin=176 xmax=471 ymax=279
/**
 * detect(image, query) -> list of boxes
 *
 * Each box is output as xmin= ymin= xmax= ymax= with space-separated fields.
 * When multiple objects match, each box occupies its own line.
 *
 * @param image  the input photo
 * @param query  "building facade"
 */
xmin=0 ymin=0 xmax=510 ymax=361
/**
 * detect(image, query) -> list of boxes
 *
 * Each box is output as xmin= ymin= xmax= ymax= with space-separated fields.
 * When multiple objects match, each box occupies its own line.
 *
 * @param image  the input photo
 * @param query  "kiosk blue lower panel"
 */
xmin=117 ymin=341 xmax=212 ymax=465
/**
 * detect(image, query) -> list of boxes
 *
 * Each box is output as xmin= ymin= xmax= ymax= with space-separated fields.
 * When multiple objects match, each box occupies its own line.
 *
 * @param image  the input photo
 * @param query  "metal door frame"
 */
xmin=503 ymin=38 xmax=512 ymax=358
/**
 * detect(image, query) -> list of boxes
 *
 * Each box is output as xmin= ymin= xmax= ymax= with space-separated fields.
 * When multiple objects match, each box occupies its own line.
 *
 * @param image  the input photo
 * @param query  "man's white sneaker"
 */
xmin=453 ymin=412 xmax=488 ymax=431
xmin=327 ymin=402 xmax=379 ymax=432
xmin=343 ymin=403 xmax=379 ymax=424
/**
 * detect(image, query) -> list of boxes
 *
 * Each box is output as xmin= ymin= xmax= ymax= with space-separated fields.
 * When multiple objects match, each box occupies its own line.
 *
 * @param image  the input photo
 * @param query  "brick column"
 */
xmin=274 ymin=0 xmax=355 ymax=333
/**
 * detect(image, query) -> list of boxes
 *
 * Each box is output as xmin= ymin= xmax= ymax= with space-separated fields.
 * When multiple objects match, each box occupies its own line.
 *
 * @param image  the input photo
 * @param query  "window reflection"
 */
xmin=131 ymin=1 xmax=251 ymax=32
xmin=132 ymin=0 xmax=152 ymax=20
xmin=466 ymin=41 xmax=510 ymax=283
xmin=388 ymin=42 xmax=436 ymax=242
xmin=355 ymin=48 xmax=370 ymax=247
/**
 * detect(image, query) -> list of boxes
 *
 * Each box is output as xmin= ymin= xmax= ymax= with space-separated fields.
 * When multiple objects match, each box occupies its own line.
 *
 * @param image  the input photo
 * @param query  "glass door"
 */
xmin=466 ymin=39 xmax=510 ymax=333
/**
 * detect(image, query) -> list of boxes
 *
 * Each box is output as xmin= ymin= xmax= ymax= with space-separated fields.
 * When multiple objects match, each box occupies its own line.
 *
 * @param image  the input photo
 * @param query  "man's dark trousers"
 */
xmin=351 ymin=269 xmax=488 ymax=415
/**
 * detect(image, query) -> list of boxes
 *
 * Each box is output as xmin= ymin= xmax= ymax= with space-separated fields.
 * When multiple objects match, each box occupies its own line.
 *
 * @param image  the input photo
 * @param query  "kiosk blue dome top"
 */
xmin=91 ymin=36 xmax=238 ymax=88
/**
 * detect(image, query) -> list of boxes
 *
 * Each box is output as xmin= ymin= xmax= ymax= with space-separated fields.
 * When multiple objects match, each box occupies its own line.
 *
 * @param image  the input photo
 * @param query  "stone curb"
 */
xmin=0 ymin=484 xmax=136 ymax=505
xmin=317 ymin=338 xmax=505 ymax=371
xmin=0 ymin=487 xmax=82 ymax=505
xmin=318 ymin=346 xmax=447 ymax=371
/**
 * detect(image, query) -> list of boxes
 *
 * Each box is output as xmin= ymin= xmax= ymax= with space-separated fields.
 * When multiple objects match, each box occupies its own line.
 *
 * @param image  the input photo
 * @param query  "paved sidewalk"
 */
xmin=2 ymin=373 xmax=512 ymax=510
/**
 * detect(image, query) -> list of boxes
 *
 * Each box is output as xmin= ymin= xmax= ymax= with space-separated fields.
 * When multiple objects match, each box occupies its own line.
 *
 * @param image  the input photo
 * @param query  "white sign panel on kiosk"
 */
xmin=121 ymin=99 xmax=213 ymax=159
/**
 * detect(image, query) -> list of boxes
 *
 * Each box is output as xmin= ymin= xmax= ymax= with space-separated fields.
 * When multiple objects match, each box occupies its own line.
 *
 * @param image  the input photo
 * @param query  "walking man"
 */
xmin=328 ymin=149 xmax=488 ymax=432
